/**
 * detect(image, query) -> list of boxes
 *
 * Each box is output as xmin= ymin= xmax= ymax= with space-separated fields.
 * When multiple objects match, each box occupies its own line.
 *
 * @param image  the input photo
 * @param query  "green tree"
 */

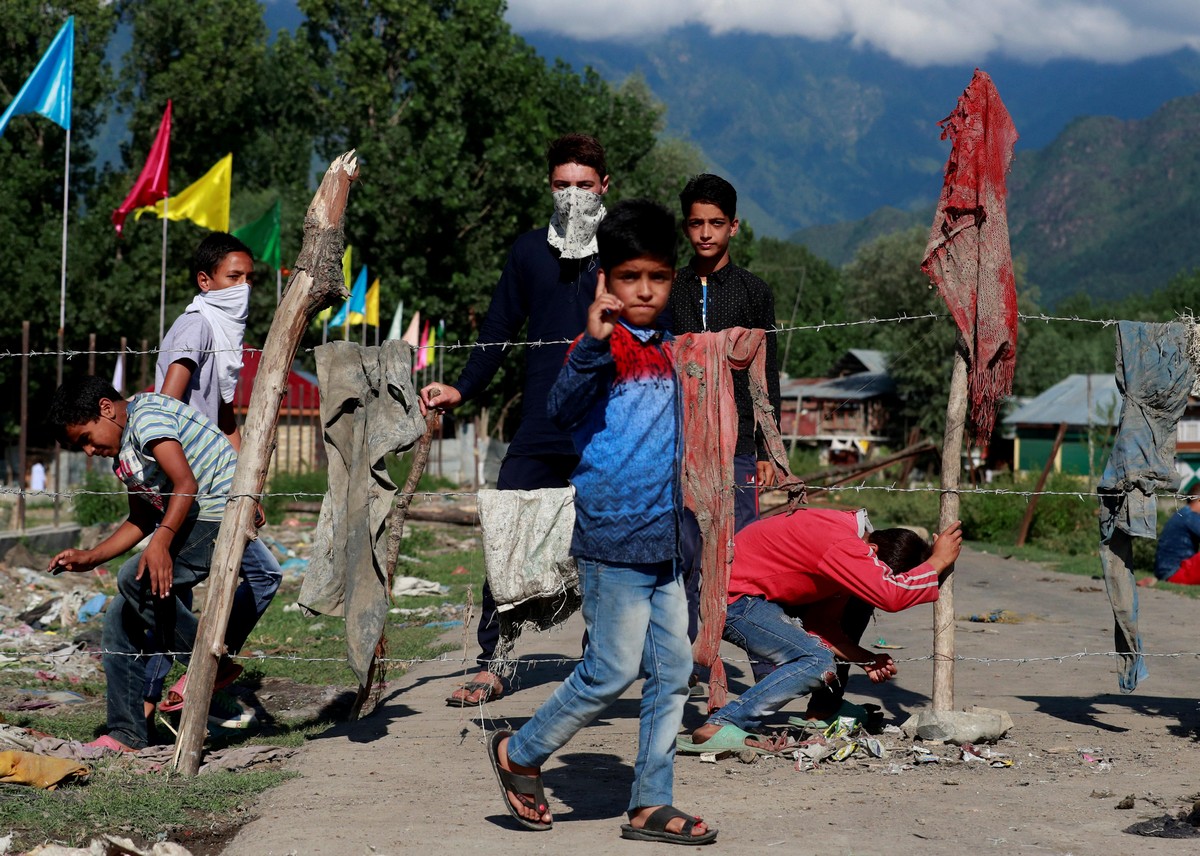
xmin=749 ymin=238 xmax=848 ymax=379
xmin=296 ymin=0 xmax=679 ymax=427
xmin=843 ymin=226 xmax=954 ymax=440
xmin=0 ymin=1 xmax=117 ymax=439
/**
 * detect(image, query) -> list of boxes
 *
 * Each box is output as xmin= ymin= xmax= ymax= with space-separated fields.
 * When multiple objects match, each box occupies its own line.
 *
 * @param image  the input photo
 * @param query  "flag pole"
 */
xmin=276 ymin=267 xmax=282 ymax=304
xmin=53 ymin=125 xmax=71 ymax=527
xmin=159 ymin=196 xmax=169 ymax=342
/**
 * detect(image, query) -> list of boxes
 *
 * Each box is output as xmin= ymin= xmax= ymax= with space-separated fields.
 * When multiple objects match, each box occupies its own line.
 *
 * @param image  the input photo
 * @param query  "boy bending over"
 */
xmin=487 ymin=200 xmax=716 ymax=845
xmin=678 ymin=508 xmax=962 ymax=753
xmin=147 ymin=232 xmax=281 ymax=717
xmin=45 ymin=377 xmax=276 ymax=752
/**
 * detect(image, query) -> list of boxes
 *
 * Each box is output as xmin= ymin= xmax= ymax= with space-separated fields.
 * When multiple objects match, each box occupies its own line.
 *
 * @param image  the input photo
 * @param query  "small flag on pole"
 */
xmin=330 ymin=265 xmax=368 ymax=327
xmin=233 ymin=199 xmax=281 ymax=269
xmin=365 ymin=278 xmax=381 ymax=326
xmin=136 ymin=153 xmax=232 ymax=232
xmin=111 ymin=351 xmax=125 ymax=395
xmin=386 ymin=299 xmax=404 ymax=341
xmin=0 ymin=17 xmax=74 ymax=138
xmin=112 ymin=101 xmax=170 ymax=235
xmin=402 ymin=310 xmax=421 ymax=347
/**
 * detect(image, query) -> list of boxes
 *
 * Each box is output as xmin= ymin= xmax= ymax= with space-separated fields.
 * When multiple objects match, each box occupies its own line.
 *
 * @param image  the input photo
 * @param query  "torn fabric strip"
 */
xmin=1098 ymin=320 xmax=1196 ymax=692
xmin=299 ymin=339 xmax=426 ymax=686
xmin=921 ymin=68 xmax=1019 ymax=443
xmin=673 ymin=327 xmax=804 ymax=711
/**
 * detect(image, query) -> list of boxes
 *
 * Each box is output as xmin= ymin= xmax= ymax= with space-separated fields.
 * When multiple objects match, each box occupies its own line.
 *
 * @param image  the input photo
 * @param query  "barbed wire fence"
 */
xmin=2 ymin=309 xmax=1193 ymax=679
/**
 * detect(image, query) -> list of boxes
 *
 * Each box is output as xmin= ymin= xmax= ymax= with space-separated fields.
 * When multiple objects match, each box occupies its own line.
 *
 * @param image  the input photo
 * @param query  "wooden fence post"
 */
xmin=933 ymin=339 xmax=968 ymax=710
xmin=173 ymin=152 xmax=359 ymax=775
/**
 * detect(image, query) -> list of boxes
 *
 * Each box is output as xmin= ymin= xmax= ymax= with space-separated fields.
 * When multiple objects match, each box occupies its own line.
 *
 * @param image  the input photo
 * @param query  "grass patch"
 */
xmin=2 ymin=517 xmax=485 ymax=851
xmin=0 ymin=767 xmax=296 ymax=852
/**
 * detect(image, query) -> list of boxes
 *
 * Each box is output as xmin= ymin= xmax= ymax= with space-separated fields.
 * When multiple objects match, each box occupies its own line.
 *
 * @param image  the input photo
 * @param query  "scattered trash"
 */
xmin=873 ymin=637 xmax=903 ymax=649
xmin=911 ymin=746 xmax=941 ymax=765
xmin=451 ymin=565 xmax=469 ymax=575
xmin=1125 ymin=801 xmax=1200 ymax=839
xmin=391 ymin=576 xmax=449 ymax=598
xmin=1116 ymin=795 xmax=1136 ymax=809
xmin=964 ymin=609 xmax=1022 ymax=623
xmin=76 ymin=593 xmax=107 ymax=624
xmin=280 ymin=557 xmax=309 ymax=577
xmin=0 ymin=749 xmax=89 ymax=790
xmin=23 ymin=832 xmax=196 ymax=854
xmin=1080 ymin=750 xmax=1114 ymax=771
xmin=960 ymin=743 xmax=1013 ymax=768
xmin=1091 ymin=789 xmax=1115 ymax=798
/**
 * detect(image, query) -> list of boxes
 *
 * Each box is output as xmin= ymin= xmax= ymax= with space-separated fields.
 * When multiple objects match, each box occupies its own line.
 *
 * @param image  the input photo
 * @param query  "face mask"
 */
xmin=548 ymin=186 xmax=606 ymax=260
xmin=201 ymin=282 xmax=251 ymax=323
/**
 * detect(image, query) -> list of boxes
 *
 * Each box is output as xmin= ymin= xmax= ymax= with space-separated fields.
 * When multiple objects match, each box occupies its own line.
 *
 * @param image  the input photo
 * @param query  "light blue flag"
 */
xmin=330 ymin=265 xmax=368 ymax=326
xmin=0 ymin=17 xmax=74 ymax=137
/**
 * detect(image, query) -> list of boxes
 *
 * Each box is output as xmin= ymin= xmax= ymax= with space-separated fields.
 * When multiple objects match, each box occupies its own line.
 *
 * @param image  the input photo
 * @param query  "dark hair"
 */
xmin=192 ymin=232 xmax=253 ymax=281
xmin=597 ymin=199 xmax=677 ymax=274
xmin=867 ymin=528 xmax=933 ymax=573
xmin=47 ymin=375 xmax=122 ymax=447
xmin=547 ymin=133 xmax=607 ymax=179
xmin=679 ymin=173 xmax=737 ymax=220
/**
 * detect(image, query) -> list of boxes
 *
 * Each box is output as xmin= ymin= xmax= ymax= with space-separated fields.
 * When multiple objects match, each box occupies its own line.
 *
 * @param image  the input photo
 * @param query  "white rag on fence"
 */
xmin=477 ymin=487 xmax=578 ymax=612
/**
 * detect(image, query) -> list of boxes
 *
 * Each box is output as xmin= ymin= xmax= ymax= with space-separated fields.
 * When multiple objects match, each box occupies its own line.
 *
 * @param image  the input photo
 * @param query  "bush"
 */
xmin=72 ymin=470 xmax=127 ymax=526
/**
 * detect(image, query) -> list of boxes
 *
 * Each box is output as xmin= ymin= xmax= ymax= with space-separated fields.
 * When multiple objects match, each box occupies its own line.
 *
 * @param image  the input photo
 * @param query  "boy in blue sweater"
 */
xmin=487 ymin=200 xmax=715 ymax=845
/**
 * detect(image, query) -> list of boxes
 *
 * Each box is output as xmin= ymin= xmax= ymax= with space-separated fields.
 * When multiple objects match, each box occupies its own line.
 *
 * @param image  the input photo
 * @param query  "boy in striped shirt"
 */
xmin=679 ymin=508 xmax=962 ymax=753
xmin=46 ymin=376 xmax=267 ymax=752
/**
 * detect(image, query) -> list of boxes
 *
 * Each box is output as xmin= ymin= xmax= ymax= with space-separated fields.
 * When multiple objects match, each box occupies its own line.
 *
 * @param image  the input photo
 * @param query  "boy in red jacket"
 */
xmin=678 ymin=508 xmax=962 ymax=753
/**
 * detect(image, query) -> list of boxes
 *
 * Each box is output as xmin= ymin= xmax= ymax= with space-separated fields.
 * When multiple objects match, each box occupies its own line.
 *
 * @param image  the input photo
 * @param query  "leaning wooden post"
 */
xmin=174 ymin=152 xmax=359 ymax=775
xmin=1014 ymin=421 xmax=1067 ymax=548
xmin=933 ymin=336 xmax=969 ymax=711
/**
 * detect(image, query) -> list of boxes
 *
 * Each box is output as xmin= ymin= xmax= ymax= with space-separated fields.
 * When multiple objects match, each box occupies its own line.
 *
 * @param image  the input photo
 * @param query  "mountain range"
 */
xmin=522 ymin=26 xmax=1200 ymax=305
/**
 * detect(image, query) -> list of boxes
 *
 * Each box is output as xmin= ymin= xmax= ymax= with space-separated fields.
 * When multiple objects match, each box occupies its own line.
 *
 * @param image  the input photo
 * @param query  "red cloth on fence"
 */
xmin=921 ymin=69 xmax=1019 ymax=443
xmin=674 ymin=328 xmax=804 ymax=711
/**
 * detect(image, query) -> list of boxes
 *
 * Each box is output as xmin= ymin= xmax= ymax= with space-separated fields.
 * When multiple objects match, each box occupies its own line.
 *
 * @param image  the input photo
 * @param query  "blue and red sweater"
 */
xmin=547 ymin=321 xmax=679 ymax=564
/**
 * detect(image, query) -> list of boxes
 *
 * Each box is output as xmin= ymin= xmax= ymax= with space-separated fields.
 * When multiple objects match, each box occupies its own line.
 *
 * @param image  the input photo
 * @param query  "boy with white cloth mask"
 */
xmin=156 ymin=232 xmax=255 ymax=450
xmin=144 ymin=232 xmax=281 ymax=726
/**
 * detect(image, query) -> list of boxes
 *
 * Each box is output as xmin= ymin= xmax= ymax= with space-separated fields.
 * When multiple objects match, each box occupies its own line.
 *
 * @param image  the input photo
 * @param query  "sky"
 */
xmin=503 ymin=0 xmax=1200 ymax=66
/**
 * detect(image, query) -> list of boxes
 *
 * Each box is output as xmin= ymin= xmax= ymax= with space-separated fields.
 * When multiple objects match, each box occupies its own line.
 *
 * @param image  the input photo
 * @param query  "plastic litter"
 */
xmin=76 ymin=593 xmax=107 ymax=624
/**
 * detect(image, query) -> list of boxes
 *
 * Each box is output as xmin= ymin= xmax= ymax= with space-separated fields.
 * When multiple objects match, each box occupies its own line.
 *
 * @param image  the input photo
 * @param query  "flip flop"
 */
xmin=675 ymin=724 xmax=778 ymax=756
xmin=621 ymin=806 xmax=718 ymax=845
xmin=488 ymin=730 xmax=552 ymax=831
xmin=86 ymin=734 xmax=137 ymax=754
xmin=159 ymin=660 xmax=244 ymax=713
xmin=446 ymin=680 xmax=503 ymax=707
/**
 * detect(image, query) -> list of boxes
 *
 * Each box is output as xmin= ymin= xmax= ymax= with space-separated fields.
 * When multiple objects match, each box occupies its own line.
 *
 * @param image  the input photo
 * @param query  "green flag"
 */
xmin=233 ymin=199 xmax=281 ymax=270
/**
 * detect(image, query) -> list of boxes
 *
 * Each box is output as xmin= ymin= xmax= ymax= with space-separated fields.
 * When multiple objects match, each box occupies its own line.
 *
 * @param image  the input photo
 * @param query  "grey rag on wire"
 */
xmin=478 ymin=487 xmax=578 ymax=610
xmin=1097 ymin=320 xmax=1196 ymax=693
xmin=298 ymin=340 xmax=427 ymax=686
xmin=477 ymin=487 xmax=581 ymax=679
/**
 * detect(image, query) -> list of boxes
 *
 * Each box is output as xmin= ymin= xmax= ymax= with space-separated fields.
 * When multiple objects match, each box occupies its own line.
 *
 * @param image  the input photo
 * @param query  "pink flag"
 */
xmin=402 ymin=310 xmax=421 ymax=347
xmin=415 ymin=321 xmax=431 ymax=370
xmin=112 ymin=101 xmax=171 ymax=235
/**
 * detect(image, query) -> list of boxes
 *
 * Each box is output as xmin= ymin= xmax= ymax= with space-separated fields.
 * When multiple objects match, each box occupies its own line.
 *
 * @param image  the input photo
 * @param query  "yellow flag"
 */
xmin=315 ymin=245 xmax=351 ymax=323
xmin=365 ymin=278 xmax=380 ymax=326
xmin=136 ymin=153 xmax=232 ymax=231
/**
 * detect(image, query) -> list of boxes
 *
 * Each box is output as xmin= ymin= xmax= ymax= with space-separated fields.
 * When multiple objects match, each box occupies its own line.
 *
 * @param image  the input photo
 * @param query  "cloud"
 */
xmin=504 ymin=0 xmax=1200 ymax=65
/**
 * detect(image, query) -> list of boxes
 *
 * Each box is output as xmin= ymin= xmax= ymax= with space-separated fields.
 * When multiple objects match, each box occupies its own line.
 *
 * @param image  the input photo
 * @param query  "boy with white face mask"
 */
xmin=421 ymin=134 xmax=610 ymax=707
xmin=145 ymin=232 xmax=281 ymax=728
xmin=156 ymin=233 xmax=255 ymax=451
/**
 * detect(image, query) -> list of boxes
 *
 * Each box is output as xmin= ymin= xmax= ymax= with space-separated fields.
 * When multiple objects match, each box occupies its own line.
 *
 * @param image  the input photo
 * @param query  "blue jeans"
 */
xmin=507 ymin=557 xmax=691 ymax=812
xmin=708 ymin=595 xmax=836 ymax=732
xmin=103 ymin=518 xmax=220 ymax=748
xmin=142 ymin=537 xmax=282 ymax=701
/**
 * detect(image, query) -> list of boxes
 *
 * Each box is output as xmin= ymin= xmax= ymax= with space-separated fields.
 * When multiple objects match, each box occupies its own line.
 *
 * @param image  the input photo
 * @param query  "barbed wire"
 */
xmin=0 ymin=310 xmax=1138 ymax=361
xmin=1 ymin=482 xmax=1189 ymax=503
xmin=4 ymin=645 xmax=1198 ymax=669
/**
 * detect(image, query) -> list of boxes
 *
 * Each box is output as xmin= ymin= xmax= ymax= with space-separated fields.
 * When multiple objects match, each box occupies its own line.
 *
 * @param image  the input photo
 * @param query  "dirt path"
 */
xmin=223 ymin=546 xmax=1200 ymax=855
